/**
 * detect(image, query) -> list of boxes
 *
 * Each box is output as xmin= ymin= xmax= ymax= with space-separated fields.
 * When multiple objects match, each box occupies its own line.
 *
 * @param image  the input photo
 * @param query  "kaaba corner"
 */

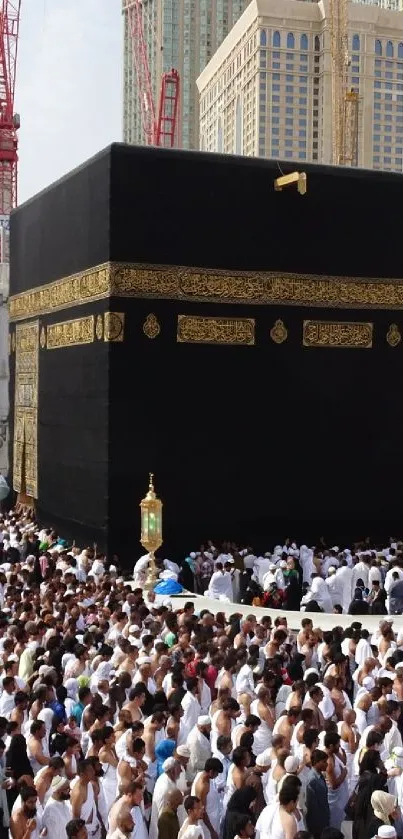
xmin=8 ymin=143 xmax=403 ymax=561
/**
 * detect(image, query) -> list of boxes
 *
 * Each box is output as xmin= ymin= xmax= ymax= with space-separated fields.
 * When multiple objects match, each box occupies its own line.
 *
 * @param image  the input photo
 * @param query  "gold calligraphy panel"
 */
xmin=9 ymin=263 xmax=403 ymax=322
xmin=104 ymin=312 xmax=125 ymax=342
xmin=46 ymin=316 xmax=95 ymax=349
xmin=13 ymin=321 xmax=39 ymax=498
xmin=303 ymin=320 xmax=373 ymax=348
xmin=177 ymin=315 xmax=255 ymax=345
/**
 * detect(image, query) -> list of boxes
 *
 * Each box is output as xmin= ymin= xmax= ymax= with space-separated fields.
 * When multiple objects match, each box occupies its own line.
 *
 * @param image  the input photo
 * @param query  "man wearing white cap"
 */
xmin=149 ymin=758 xmax=182 ymax=839
xmin=377 ymin=827 xmax=397 ymax=839
xmin=175 ymin=745 xmax=191 ymax=796
xmin=42 ymin=776 xmax=71 ymax=839
xmin=187 ymin=717 xmax=212 ymax=776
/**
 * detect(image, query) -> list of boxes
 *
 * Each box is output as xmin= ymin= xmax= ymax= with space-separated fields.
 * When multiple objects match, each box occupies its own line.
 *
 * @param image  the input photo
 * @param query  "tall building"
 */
xmin=122 ymin=0 xmax=249 ymax=150
xmin=197 ymin=0 xmax=403 ymax=171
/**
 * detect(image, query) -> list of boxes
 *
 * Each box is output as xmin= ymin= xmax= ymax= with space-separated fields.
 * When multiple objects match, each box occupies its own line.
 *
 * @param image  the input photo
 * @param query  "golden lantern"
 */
xmin=140 ymin=473 xmax=163 ymax=587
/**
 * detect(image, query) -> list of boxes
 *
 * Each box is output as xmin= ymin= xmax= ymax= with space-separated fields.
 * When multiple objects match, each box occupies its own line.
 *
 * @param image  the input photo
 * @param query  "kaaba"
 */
xmin=8 ymin=143 xmax=403 ymax=562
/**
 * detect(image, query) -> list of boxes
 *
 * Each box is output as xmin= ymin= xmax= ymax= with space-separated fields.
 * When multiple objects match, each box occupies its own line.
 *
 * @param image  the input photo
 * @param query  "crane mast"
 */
xmin=329 ymin=0 xmax=358 ymax=166
xmin=0 ymin=0 xmax=20 ymax=224
xmin=124 ymin=0 xmax=180 ymax=147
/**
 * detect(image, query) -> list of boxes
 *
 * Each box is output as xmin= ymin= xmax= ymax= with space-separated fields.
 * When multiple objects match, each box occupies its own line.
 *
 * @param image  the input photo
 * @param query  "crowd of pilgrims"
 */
xmin=0 ymin=519 xmax=403 ymax=839
xmin=176 ymin=540 xmax=403 ymax=615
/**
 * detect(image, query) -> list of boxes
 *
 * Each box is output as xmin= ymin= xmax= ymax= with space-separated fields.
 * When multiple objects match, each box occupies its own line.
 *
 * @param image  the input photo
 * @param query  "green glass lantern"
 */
xmin=140 ymin=473 xmax=163 ymax=586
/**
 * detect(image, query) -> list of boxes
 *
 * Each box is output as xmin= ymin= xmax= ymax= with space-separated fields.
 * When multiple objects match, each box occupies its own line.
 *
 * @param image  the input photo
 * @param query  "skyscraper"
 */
xmin=197 ymin=0 xmax=403 ymax=171
xmin=122 ymin=0 xmax=249 ymax=150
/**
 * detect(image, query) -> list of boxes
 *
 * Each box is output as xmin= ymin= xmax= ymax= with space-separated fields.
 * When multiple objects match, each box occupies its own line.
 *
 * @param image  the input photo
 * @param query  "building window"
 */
xmin=235 ymin=96 xmax=242 ymax=155
xmin=217 ymin=117 xmax=223 ymax=153
xmin=314 ymin=35 xmax=320 ymax=52
xmin=375 ymin=40 xmax=382 ymax=56
xmin=287 ymin=33 xmax=295 ymax=50
xmin=387 ymin=41 xmax=394 ymax=58
xmin=399 ymin=43 xmax=403 ymax=59
xmin=352 ymin=34 xmax=360 ymax=52
xmin=300 ymin=34 xmax=308 ymax=51
xmin=260 ymin=30 xmax=267 ymax=47
xmin=273 ymin=31 xmax=280 ymax=48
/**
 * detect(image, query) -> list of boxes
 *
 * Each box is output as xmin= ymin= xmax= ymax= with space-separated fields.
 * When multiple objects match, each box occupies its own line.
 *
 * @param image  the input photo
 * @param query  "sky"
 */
xmin=15 ymin=0 xmax=123 ymax=203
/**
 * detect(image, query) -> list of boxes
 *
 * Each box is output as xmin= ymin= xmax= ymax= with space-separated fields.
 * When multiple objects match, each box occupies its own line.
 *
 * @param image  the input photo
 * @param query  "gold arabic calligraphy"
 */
xmin=303 ymin=320 xmax=373 ymax=348
xmin=177 ymin=316 xmax=255 ymax=345
xmin=9 ymin=263 xmax=403 ymax=321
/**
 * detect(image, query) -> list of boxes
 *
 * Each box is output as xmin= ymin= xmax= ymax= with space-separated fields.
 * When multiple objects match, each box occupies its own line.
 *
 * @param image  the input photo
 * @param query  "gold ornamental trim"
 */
xmin=95 ymin=315 xmax=104 ymax=341
xmin=10 ymin=263 xmax=403 ymax=322
xmin=104 ymin=312 xmax=125 ymax=342
xmin=13 ymin=321 xmax=39 ymax=499
xmin=47 ymin=316 xmax=95 ymax=349
xmin=303 ymin=320 xmax=373 ymax=348
xmin=387 ymin=323 xmax=401 ymax=347
xmin=10 ymin=264 xmax=110 ymax=322
xmin=270 ymin=319 xmax=288 ymax=344
xmin=143 ymin=313 xmax=160 ymax=339
xmin=177 ymin=315 xmax=255 ymax=345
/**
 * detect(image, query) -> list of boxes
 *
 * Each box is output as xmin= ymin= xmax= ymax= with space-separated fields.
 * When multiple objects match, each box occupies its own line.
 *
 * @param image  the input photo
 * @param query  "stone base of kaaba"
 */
xmin=8 ymin=144 xmax=403 ymax=562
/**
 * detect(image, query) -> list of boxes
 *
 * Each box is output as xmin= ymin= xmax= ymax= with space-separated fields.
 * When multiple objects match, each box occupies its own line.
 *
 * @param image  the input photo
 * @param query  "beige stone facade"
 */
xmin=197 ymin=0 xmax=403 ymax=171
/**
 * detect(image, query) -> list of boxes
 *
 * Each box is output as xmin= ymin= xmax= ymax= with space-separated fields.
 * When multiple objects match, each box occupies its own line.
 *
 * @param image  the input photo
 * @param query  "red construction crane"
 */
xmin=125 ymin=0 xmax=180 ymax=148
xmin=0 ymin=0 xmax=20 ymax=220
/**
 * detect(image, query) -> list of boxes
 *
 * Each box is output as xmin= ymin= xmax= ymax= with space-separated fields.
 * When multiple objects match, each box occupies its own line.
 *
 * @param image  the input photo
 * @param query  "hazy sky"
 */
xmin=16 ymin=0 xmax=122 ymax=203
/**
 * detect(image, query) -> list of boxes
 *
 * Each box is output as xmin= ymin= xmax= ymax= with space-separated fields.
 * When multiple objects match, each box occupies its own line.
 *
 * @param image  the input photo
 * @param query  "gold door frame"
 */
xmin=13 ymin=320 xmax=39 ymax=501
